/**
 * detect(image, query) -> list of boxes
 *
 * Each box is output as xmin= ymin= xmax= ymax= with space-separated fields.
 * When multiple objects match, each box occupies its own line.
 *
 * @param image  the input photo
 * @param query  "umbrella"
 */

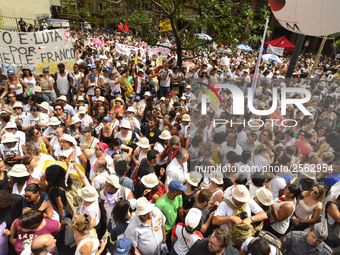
xmin=139 ymin=42 xmax=148 ymax=46
xmin=262 ymin=54 xmax=282 ymax=63
xmin=92 ymin=39 xmax=103 ymax=46
xmin=195 ymin=33 xmax=212 ymax=41
xmin=237 ymin=44 xmax=252 ymax=51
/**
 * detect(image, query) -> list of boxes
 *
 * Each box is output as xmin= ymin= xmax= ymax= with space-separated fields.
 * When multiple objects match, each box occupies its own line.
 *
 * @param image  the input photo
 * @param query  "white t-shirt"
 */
xmin=214 ymin=197 xmax=263 ymax=231
xmin=268 ymin=176 xmax=286 ymax=200
xmin=54 ymin=146 xmax=83 ymax=163
xmin=22 ymin=113 xmax=50 ymax=128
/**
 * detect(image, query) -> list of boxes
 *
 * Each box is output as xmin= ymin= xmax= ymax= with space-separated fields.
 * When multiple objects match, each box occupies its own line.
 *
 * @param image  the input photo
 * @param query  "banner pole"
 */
xmin=252 ymin=18 xmax=269 ymax=96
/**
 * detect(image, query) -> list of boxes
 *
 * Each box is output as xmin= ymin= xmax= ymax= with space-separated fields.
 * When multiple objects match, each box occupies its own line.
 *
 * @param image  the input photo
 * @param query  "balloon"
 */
xmin=269 ymin=0 xmax=340 ymax=36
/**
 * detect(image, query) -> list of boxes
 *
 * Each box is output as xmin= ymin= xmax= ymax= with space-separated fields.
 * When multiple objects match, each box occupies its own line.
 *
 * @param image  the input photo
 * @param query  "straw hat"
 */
xmin=231 ymin=185 xmax=250 ymax=202
xmin=33 ymin=86 xmax=42 ymax=93
xmin=1 ymin=133 xmax=17 ymax=144
xmin=8 ymin=164 xmax=29 ymax=177
xmin=39 ymin=102 xmax=49 ymax=111
xmin=185 ymin=172 xmax=201 ymax=187
xmin=209 ymin=171 xmax=223 ymax=185
xmin=5 ymin=122 xmax=17 ymax=129
xmin=79 ymin=106 xmax=87 ymax=114
xmin=256 ymin=187 xmax=274 ymax=206
xmin=136 ymin=137 xmax=150 ymax=148
xmin=106 ymin=175 xmax=120 ymax=189
xmin=120 ymin=120 xmax=131 ymax=129
xmin=135 ymin=197 xmax=154 ymax=216
xmin=182 ymin=114 xmax=191 ymax=122
xmin=78 ymin=185 xmax=98 ymax=202
xmin=159 ymin=130 xmax=171 ymax=140
xmin=48 ymin=117 xmax=61 ymax=126
xmin=141 ymin=173 xmax=159 ymax=188
xmin=126 ymin=106 xmax=135 ymax=113
xmin=71 ymin=115 xmax=81 ymax=125
xmin=13 ymin=102 xmax=23 ymax=109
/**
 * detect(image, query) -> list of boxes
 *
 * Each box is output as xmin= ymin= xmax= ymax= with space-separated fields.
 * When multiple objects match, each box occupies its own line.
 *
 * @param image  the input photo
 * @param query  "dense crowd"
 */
xmin=0 ymin=30 xmax=340 ymax=255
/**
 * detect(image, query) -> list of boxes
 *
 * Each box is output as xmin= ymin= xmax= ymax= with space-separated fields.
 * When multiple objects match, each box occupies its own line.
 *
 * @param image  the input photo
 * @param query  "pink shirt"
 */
xmin=13 ymin=218 xmax=60 ymax=254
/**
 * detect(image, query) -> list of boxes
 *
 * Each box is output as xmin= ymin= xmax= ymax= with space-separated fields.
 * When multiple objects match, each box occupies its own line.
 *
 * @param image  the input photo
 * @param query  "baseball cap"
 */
xmin=114 ymin=90 xmax=120 ymax=94
xmin=135 ymin=95 xmax=141 ymax=101
xmin=129 ymin=94 xmax=135 ymax=99
xmin=7 ymin=69 xmax=15 ymax=75
xmin=113 ymin=238 xmax=132 ymax=255
xmin=169 ymin=180 xmax=187 ymax=192
xmin=43 ymin=67 xmax=50 ymax=73
xmin=103 ymin=116 xmax=111 ymax=122
xmin=103 ymin=67 xmax=110 ymax=72
xmin=89 ymin=73 xmax=96 ymax=80
xmin=185 ymin=208 xmax=202 ymax=230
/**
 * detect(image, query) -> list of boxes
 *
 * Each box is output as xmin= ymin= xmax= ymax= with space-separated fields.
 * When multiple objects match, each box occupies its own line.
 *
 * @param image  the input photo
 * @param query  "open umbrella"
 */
xmin=262 ymin=54 xmax=282 ymax=63
xmin=195 ymin=33 xmax=212 ymax=41
xmin=92 ymin=39 xmax=103 ymax=46
xmin=237 ymin=44 xmax=252 ymax=51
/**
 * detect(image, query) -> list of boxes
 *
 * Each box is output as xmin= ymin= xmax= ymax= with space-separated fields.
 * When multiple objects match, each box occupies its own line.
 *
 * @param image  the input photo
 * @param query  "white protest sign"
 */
xmin=220 ymin=57 xmax=230 ymax=66
xmin=0 ymin=29 xmax=76 ymax=74
xmin=115 ymin=42 xmax=170 ymax=57
xmin=267 ymin=44 xmax=284 ymax=56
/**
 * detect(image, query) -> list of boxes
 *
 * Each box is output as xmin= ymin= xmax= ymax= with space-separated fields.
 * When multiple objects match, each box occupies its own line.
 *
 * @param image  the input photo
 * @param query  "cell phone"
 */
xmin=101 ymin=231 xmax=109 ymax=241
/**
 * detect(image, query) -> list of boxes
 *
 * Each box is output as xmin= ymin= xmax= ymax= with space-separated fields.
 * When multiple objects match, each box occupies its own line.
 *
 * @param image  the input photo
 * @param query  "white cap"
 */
xmin=5 ymin=122 xmax=17 ymax=129
xmin=144 ymin=91 xmax=151 ymax=96
xmin=120 ymin=120 xmax=131 ymax=129
xmin=13 ymin=102 xmax=23 ymax=109
xmin=301 ymin=164 xmax=316 ymax=180
xmin=59 ymin=134 xmax=76 ymax=145
xmin=182 ymin=114 xmax=191 ymax=122
xmin=185 ymin=208 xmax=202 ymax=229
xmin=159 ymin=130 xmax=171 ymax=140
xmin=185 ymin=85 xmax=191 ymax=89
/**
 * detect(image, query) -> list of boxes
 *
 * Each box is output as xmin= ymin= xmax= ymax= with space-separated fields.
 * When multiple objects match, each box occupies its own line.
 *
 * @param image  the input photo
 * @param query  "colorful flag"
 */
xmin=156 ymin=54 xmax=163 ymax=67
xmin=159 ymin=19 xmax=172 ymax=32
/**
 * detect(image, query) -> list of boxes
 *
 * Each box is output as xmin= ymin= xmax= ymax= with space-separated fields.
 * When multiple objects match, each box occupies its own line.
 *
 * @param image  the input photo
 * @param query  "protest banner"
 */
xmin=267 ymin=44 xmax=284 ymax=56
xmin=115 ymin=42 xmax=170 ymax=57
xmin=0 ymin=29 xmax=76 ymax=74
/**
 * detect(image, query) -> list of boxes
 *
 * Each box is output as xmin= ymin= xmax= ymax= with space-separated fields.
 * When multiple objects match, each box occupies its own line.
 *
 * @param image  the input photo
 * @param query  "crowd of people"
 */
xmin=0 ymin=29 xmax=340 ymax=255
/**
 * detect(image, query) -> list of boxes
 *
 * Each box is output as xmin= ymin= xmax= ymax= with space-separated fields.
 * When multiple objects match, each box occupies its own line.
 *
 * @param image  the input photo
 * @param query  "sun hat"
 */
xmin=185 ymin=85 xmax=191 ymax=89
xmin=103 ymin=116 xmax=111 ymax=122
xmin=13 ymin=102 xmax=23 ymax=109
xmin=141 ymin=173 xmax=159 ymax=188
xmin=135 ymin=197 xmax=154 ymax=216
xmin=78 ymin=96 xmax=85 ymax=101
xmin=169 ymin=180 xmax=187 ymax=192
xmin=159 ymin=130 xmax=171 ymax=140
xmin=185 ymin=208 xmax=202 ymax=230
xmin=180 ymin=96 xmax=186 ymax=101
xmin=57 ymin=95 xmax=67 ymax=102
xmin=160 ymin=97 xmax=165 ymax=102
xmin=113 ymin=238 xmax=132 ymax=255
xmin=33 ymin=86 xmax=42 ymax=93
xmin=231 ymin=185 xmax=250 ymax=202
xmin=144 ymin=91 xmax=151 ymax=96
xmin=120 ymin=120 xmax=131 ymax=129
xmin=185 ymin=172 xmax=202 ymax=187
xmin=48 ymin=117 xmax=61 ymax=126
xmin=106 ymin=174 xmax=120 ymax=189
xmin=1 ymin=133 xmax=17 ymax=144
xmin=97 ymin=142 xmax=108 ymax=152
xmin=301 ymin=164 xmax=316 ymax=180
xmin=78 ymin=185 xmax=98 ymax=202
xmin=115 ymin=97 xmax=123 ymax=102
xmin=59 ymin=134 xmax=76 ymax=145
xmin=136 ymin=137 xmax=150 ymax=148
xmin=98 ymin=96 xmax=105 ymax=102
xmin=5 ymin=122 xmax=17 ymax=129
xmin=256 ymin=187 xmax=274 ymax=206
xmin=39 ymin=102 xmax=49 ymax=111
xmin=79 ymin=106 xmax=87 ymax=114
xmin=182 ymin=114 xmax=191 ymax=122
xmin=71 ymin=115 xmax=81 ymax=125
xmin=126 ymin=106 xmax=135 ymax=113
xmin=209 ymin=171 xmax=223 ymax=185
xmin=8 ymin=164 xmax=29 ymax=178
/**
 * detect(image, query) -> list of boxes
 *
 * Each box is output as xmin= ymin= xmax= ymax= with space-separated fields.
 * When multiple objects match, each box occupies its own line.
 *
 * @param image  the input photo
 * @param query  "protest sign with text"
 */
xmin=115 ymin=42 xmax=170 ymax=57
xmin=0 ymin=29 xmax=76 ymax=74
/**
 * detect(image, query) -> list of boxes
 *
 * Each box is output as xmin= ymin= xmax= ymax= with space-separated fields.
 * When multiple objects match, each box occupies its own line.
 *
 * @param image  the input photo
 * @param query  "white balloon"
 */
xmin=269 ymin=0 xmax=340 ymax=36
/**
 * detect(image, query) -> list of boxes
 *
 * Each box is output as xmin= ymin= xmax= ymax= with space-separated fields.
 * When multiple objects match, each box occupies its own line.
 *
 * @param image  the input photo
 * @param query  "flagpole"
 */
xmin=252 ymin=18 xmax=269 ymax=96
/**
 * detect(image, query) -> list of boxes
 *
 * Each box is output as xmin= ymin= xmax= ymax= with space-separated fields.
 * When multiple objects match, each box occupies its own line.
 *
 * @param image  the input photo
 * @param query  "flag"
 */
xmin=159 ymin=19 xmax=172 ymax=32
xmin=267 ymin=44 xmax=284 ymax=56
xmin=156 ymin=54 xmax=163 ymax=67
xmin=135 ymin=54 xmax=138 ymax=65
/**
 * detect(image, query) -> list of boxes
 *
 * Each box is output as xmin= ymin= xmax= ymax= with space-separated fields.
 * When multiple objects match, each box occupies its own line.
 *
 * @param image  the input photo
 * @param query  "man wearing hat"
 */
xmin=280 ymin=222 xmax=332 ymax=254
xmin=213 ymin=185 xmax=267 ymax=232
xmin=0 ymin=132 xmax=25 ymax=167
xmin=4 ymin=122 xmax=25 ymax=150
xmin=56 ymin=95 xmax=75 ymax=117
xmin=54 ymin=63 xmax=72 ymax=99
xmin=124 ymin=197 xmax=167 ymax=255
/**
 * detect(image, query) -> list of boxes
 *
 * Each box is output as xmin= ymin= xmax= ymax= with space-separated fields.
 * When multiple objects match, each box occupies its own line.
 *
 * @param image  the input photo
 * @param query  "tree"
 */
xmin=121 ymin=0 xmax=270 ymax=66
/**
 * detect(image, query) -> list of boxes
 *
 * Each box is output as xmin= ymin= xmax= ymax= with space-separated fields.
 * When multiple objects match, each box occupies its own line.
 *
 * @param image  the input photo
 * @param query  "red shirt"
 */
xmin=294 ymin=139 xmax=313 ymax=158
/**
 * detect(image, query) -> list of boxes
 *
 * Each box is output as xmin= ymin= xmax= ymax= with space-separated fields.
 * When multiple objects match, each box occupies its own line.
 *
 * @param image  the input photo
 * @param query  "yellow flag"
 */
xmin=159 ymin=19 xmax=172 ymax=32
xmin=156 ymin=54 xmax=163 ymax=67
xmin=135 ymin=53 xmax=138 ymax=65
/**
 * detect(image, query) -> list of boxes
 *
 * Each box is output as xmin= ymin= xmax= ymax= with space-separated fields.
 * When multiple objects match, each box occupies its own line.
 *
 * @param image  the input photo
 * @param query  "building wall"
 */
xmin=0 ymin=0 xmax=51 ymax=19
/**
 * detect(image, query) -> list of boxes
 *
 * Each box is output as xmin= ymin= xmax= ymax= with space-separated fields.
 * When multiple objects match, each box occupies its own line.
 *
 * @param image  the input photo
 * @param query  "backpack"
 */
xmin=247 ymin=230 xmax=283 ymax=255
xmin=223 ymin=199 xmax=255 ymax=246
xmin=325 ymin=200 xmax=340 ymax=244
xmin=61 ymin=185 xmax=82 ymax=215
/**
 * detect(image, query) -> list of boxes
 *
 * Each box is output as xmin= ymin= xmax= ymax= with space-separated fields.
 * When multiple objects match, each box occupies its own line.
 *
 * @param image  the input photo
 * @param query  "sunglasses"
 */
xmin=24 ymin=195 xmax=31 ymax=199
xmin=95 ymin=147 xmax=101 ymax=151
xmin=8 ymin=96 xmax=15 ymax=98
xmin=55 ymin=108 xmax=62 ymax=111
xmin=35 ymin=132 xmax=40 ymax=135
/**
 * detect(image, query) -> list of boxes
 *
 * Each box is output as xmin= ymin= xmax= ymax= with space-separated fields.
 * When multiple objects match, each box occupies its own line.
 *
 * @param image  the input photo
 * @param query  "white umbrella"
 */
xmin=262 ymin=54 xmax=282 ymax=63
